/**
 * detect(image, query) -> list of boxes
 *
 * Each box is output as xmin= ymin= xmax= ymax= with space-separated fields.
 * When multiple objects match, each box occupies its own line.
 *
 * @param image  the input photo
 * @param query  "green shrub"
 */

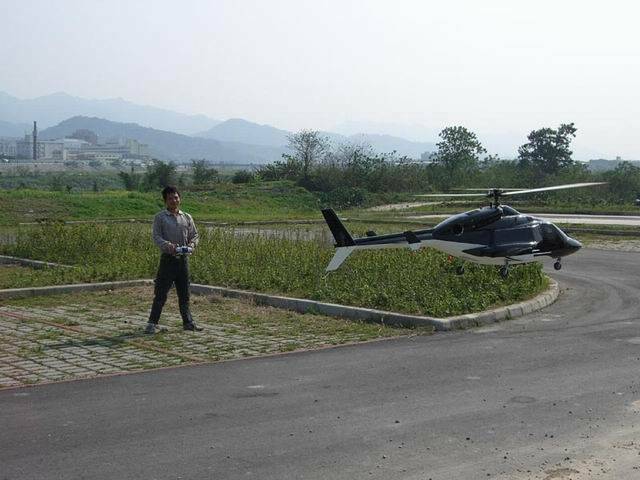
xmin=232 ymin=170 xmax=255 ymax=184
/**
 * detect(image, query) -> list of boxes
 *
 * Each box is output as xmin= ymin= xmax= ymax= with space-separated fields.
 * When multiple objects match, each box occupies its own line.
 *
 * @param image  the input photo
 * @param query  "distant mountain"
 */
xmin=347 ymin=133 xmax=436 ymax=158
xmin=335 ymin=120 xmax=524 ymax=158
xmin=197 ymin=119 xmax=434 ymax=158
xmin=39 ymin=116 xmax=283 ymax=164
xmin=0 ymin=92 xmax=220 ymax=135
xmin=196 ymin=118 xmax=290 ymax=146
xmin=333 ymin=120 xmax=440 ymax=143
xmin=0 ymin=119 xmax=30 ymax=138
xmin=3 ymin=90 xmax=440 ymax=159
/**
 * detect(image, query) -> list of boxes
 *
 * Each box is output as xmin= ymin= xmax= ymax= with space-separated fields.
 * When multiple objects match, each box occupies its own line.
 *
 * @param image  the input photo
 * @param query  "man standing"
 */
xmin=145 ymin=186 xmax=202 ymax=334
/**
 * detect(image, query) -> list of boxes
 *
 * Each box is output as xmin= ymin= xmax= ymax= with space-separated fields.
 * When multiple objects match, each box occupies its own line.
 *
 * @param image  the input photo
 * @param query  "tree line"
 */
xmin=255 ymin=124 xmax=640 ymax=207
xmin=115 ymin=123 xmax=639 ymax=208
xmin=117 ymin=159 xmax=254 ymax=192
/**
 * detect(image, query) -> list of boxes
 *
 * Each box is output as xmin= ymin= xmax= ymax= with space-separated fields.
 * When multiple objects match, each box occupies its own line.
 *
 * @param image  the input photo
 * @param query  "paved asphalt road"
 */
xmin=2 ymin=249 xmax=640 ymax=480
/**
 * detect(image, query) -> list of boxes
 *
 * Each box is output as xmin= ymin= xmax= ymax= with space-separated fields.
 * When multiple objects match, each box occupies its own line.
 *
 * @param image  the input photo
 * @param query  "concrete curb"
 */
xmin=437 ymin=279 xmax=559 ymax=330
xmin=191 ymin=279 xmax=559 ymax=331
xmin=0 ymin=254 xmax=76 ymax=269
xmin=0 ymin=272 xmax=558 ymax=331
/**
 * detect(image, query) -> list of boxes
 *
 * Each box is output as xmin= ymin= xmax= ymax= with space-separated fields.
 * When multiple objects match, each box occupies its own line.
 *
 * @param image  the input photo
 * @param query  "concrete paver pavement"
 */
xmin=0 ymin=287 xmax=409 ymax=388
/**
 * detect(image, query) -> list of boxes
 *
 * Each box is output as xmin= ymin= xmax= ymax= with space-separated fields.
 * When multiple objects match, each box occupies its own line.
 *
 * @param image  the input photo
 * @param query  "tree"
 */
xmin=142 ymin=159 xmax=177 ymax=191
xmin=603 ymin=162 xmax=640 ymax=203
xmin=191 ymin=159 xmax=219 ymax=185
xmin=333 ymin=143 xmax=381 ymax=190
xmin=118 ymin=165 xmax=141 ymax=191
xmin=49 ymin=174 xmax=64 ymax=191
xmin=476 ymin=157 xmax=525 ymax=190
xmin=518 ymin=123 xmax=577 ymax=178
xmin=232 ymin=169 xmax=254 ymax=184
xmin=431 ymin=126 xmax=486 ymax=190
xmin=286 ymin=130 xmax=330 ymax=181
xmin=256 ymin=156 xmax=303 ymax=181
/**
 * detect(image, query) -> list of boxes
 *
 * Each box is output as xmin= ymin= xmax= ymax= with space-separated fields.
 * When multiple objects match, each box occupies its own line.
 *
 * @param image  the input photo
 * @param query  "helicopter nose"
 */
xmin=566 ymin=237 xmax=582 ymax=251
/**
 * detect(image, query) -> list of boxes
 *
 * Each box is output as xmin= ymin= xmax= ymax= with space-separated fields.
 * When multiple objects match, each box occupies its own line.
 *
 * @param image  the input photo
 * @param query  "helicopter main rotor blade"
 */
xmin=453 ymin=188 xmax=522 ymax=191
xmin=502 ymin=182 xmax=607 ymax=196
xmin=414 ymin=193 xmax=487 ymax=197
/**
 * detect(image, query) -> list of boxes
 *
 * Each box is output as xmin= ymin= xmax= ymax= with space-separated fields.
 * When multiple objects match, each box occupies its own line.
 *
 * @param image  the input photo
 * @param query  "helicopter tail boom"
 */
xmin=321 ymin=208 xmax=435 ymax=271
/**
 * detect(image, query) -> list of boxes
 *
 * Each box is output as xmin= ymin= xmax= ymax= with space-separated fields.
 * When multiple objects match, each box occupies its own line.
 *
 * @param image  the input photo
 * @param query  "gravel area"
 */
xmin=582 ymin=239 xmax=640 ymax=252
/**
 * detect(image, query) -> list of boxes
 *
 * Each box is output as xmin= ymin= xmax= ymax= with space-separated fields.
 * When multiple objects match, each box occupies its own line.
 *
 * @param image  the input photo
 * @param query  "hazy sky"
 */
xmin=2 ymin=0 xmax=639 ymax=158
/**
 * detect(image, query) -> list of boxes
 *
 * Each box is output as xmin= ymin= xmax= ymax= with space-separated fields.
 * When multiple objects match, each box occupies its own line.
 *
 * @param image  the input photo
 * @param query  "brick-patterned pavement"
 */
xmin=0 ymin=305 xmax=185 ymax=388
xmin=0 ymin=288 xmax=410 ymax=388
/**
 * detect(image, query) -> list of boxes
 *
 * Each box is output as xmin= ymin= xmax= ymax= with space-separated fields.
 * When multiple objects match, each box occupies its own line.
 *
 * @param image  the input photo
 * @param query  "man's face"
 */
xmin=165 ymin=192 xmax=181 ymax=211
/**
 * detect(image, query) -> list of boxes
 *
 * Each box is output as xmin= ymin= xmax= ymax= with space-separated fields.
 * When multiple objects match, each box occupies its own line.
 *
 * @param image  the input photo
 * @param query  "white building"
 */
xmin=14 ymin=134 xmax=150 ymax=162
xmin=62 ymin=138 xmax=89 ymax=152
xmin=0 ymin=139 xmax=17 ymax=157
xmin=16 ymin=135 xmax=63 ymax=160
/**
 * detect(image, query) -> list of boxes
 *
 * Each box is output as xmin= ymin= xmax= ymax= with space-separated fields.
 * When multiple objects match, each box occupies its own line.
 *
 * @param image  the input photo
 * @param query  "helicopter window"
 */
xmin=494 ymin=227 xmax=535 ymax=244
xmin=540 ymin=224 xmax=563 ymax=244
xmin=501 ymin=206 xmax=520 ymax=216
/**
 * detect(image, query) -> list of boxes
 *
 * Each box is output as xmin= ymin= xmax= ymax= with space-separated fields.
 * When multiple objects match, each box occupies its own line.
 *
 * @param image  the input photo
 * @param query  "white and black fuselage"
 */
xmin=321 ymin=206 xmax=582 ymax=271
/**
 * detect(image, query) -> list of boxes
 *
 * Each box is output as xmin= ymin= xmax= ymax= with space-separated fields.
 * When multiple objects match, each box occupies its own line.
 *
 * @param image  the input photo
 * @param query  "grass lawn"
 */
xmin=0 ymin=264 xmax=74 ymax=289
xmin=0 ymin=181 xmax=322 ymax=225
xmin=3 ymin=182 xmax=639 ymax=227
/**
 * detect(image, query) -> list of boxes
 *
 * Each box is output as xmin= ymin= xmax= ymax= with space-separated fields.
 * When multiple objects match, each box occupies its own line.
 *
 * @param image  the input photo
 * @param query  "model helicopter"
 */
xmin=321 ymin=182 xmax=606 ymax=278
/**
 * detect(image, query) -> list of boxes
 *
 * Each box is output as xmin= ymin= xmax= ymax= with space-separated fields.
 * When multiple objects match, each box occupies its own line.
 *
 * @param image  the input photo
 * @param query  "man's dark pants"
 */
xmin=149 ymin=254 xmax=194 ymax=325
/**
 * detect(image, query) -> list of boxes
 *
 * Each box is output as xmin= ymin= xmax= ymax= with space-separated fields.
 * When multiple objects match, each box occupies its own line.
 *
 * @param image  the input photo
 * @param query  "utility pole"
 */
xmin=32 ymin=121 xmax=37 ymax=161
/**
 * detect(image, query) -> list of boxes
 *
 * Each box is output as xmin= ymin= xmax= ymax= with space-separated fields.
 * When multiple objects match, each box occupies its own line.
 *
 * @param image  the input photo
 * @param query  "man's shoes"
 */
xmin=183 ymin=322 xmax=203 ymax=332
xmin=144 ymin=323 xmax=158 ymax=334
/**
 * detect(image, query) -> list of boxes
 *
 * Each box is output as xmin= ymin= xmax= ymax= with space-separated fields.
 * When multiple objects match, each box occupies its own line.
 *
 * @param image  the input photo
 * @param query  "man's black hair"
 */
xmin=162 ymin=185 xmax=180 ymax=200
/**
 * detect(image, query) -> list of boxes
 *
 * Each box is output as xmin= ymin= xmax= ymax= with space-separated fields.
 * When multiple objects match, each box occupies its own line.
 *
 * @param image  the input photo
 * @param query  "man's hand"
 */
xmin=166 ymin=243 xmax=177 ymax=254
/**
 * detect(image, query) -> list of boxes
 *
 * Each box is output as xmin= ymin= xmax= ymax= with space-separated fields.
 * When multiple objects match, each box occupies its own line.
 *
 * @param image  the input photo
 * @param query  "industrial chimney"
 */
xmin=32 ymin=121 xmax=37 ymax=161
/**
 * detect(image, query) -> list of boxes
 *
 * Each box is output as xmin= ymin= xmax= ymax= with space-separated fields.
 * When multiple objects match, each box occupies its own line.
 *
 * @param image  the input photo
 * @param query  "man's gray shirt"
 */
xmin=152 ymin=209 xmax=199 ymax=254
